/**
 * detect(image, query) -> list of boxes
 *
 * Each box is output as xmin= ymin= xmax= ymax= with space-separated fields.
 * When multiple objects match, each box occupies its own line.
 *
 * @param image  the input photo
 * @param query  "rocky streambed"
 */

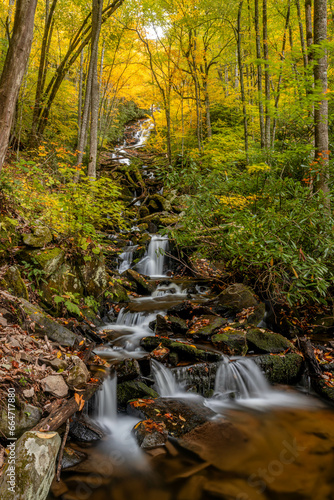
xmin=0 ymin=118 xmax=334 ymax=500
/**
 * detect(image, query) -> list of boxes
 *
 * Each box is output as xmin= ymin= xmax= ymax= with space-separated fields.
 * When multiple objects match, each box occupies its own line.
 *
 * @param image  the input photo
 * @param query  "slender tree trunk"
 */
xmin=263 ymin=0 xmax=271 ymax=149
xmin=77 ymin=49 xmax=84 ymax=145
xmin=88 ymin=0 xmax=103 ymax=179
xmin=272 ymin=0 xmax=291 ymax=146
xmin=0 ymin=0 xmax=38 ymax=171
xmin=237 ymin=1 xmax=249 ymax=162
xmin=254 ymin=0 xmax=265 ymax=148
xmin=313 ymin=0 xmax=330 ymax=202
xmin=295 ymin=0 xmax=308 ymax=68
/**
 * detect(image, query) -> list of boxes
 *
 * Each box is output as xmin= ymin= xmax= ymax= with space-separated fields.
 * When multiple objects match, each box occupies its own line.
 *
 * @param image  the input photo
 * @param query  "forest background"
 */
xmin=0 ymin=0 xmax=333 ymax=311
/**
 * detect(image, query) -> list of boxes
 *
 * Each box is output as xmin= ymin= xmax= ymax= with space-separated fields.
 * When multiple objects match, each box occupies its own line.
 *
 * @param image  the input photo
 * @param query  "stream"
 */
xmin=48 ymin=119 xmax=334 ymax=500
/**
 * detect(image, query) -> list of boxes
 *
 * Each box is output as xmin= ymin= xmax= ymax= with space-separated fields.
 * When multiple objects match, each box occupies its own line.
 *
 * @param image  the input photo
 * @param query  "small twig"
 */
xmin=56 ymin=418 xmax=70 ymax=482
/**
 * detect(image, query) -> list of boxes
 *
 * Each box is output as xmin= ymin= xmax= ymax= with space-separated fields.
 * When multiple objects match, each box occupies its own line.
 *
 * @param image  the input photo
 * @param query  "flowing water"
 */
xmin=47 ymin=119 xmax=334 ymax=500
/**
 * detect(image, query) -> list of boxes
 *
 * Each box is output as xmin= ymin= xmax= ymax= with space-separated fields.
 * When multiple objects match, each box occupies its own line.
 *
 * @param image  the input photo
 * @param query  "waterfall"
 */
xmin=97 ymin=372 xmax=117 ymax=422
xmin=118 ymin=243 xmax=136 ymax=274
xmin=214 ymin=357 xmax=270 ymax=399
xmin=152 ymin=282 xmax=186 ymax=297
xmin=137 ymin=235 xmax=169 ymax=278
xmin=151 ymin=360 xmax=181 ymax=396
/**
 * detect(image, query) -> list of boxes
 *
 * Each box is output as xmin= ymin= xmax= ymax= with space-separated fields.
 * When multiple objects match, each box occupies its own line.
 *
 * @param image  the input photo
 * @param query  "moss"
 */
xmin=211 ymin=331 xmax=248 ymax=356
xmin=117 ymin=380 xmax=158 ymax=406
xmin=19 ymin=247 xmax=65 ymax=275
xmin=187 ymin=315 xmax=226 ymax=338
xmin=159 ymin=216 xmax=179 ymax=226
xmin=246 ymin=328 xmax=294 ymax=353
xmin=0 ymin=215 xmax=20 ymax=261
xmin=141 ymin=336 xmax=221 ymax=362
xmin=0 ymin=266 xmax=29 ymax=300
xmin=255 ymin=353 xmax=304 ymax=384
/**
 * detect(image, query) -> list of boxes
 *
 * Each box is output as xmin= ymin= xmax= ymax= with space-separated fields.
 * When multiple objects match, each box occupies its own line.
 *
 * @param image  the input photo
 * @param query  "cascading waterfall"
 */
xmin=137 ymin=235 xmax=169 ymax=277
xmin=97 ymin=372 xmax=117 ymax=423
xmin=151 ymin=359 xmax=181 ymax=396
xmin=118 ymin=242 xmax=137 ymax=274
xmin=151 ymin=282 xmax=186 ymax=297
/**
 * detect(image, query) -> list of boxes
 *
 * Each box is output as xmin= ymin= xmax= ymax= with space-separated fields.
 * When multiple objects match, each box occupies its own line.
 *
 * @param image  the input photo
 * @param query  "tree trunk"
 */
xmin=295 ymin=0 xmax=308 ymax=68
xmin=0 ymin=0 xmax=38 ymax=172
xmin=77 ymin=49 xmax=84 ymax=145
xmin=254 ymin=0 xmax=265 ymax=148
xmin=88 ymin=0 xmax=103 ymax=179
xmin=237 ymin=1 xmax=249 ymax=162
xmin=263 ymin=0 xmax=271 ymax=150
xmin=313 ymin=0 xmax=330 ymax=202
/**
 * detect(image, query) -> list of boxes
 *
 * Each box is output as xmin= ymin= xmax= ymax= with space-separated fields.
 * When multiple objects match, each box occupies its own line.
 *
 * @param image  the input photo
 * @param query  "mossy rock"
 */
xmin=313 ymin=379 xmax=334 ymax=403
xmin=137 ymin=223 xmax=149 ymax=232
xmin=150 ymin=194 xmax=172 ymax=212
xmin=141 ymin=336 xmax=220 ymax=362
xmin=124 ymin=269 xmax=154 ymax=295
xmin=22 ymin=223 xmax=52 ymax=248
xmin=187 ymin=315 xmax=226 ymax=338
xmin=39 ymin=262 xmax=84 ymax=311
xmin=246 ymin=328 xmax=294 ymax=354
xmin=148 ymin=200 xmax=159 ymax=213
xmin=211 ymin=331 xmax=248 ymax=356
xmin=0 ymin=403 xmax=42 ymax=438
xmin=138 ymin=206 xmax=150 ymax=218
xmin=18 ymin=247 xmax=65 ymax=276
xmin=255 ymin=353 xmax=304 ymax=384
xmin=0 ymin=430 xmax=61 ymax=500
xmin=117 ymin=380 xmax=159 ymax=406
xmin=78 ymin=252 xmax=107 ymax=298
xmin=0 ymin=215 xmax=20 ymax=261
xmin=138 ymin=233 xmax=151 ymax=246
xmin=138 ymin=213 xmax=161 ymax=225
xmin=169 ymin=315 xmax=188 ymax=334
xmin=246 ymin=302 xmax=266 ymax=326
xmin=0 ymin=265 xmax=28 ymax=300
xmin=107 ymin=280 xmax=129 ymax=303
xmin=217 ymin=283 xmax=259 ymax=312
xmin=159 ymin=216 xmax=179 ymax=226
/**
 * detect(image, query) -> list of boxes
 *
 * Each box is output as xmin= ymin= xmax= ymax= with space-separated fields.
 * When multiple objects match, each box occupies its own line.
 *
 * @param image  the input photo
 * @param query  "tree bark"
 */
xmin=88 ymin=0 xmax=103 ymax=178
xmin=254 ymin=0 xmax=265 ymax=148
xmin=313 ymin=0 xmax=330 ymax=201
xmin=263 ymin=0 xmax=271 ymax=149
xmin=0 ymin=0 xmax=38 ymax=171
xmin=295 ymin=0 xmax=308 ymax=68
xmin=237 ymin=1 xmax=249 ymax=162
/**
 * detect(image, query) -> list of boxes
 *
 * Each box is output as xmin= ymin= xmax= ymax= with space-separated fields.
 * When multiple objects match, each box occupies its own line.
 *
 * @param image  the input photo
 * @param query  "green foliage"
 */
xmin=53 ymin=293 xmax=82 ymax=317
xmin=21 ymin=260 xmax=47 ymax=290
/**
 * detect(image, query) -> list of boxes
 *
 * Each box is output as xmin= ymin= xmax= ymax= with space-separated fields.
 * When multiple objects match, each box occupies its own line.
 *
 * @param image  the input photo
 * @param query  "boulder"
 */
xmin=107 ymin=280 xmax=129 ymax=303
xmin=61 ymin=447 xmax=87 ymax=470
xmin=0 ymin=430 xmax=61 ymax=500
xmin=254 ymin=353 xmax=304 ymax=384
xmin=138 ymin=206 xmax=150 ymax=218
xmin=128 ymin=397 xmax=216 ymax=438
xmin=0 ymin=216 xmax=20 ymax=262
xmin=0 ymin=266 xmax=29 ymax=300
xmin=20 ymin=298 xmax=81 ymax=346
xmin=246 ymin=302 xmax=266 ymax=326
xmin=141 ymin=336 xmax=221 ymax=362
xmin=117 ymin=380 xmax=159 ymax=406
xmin=211 ymin=331 xmax=248 ymax=356
xmin=168 ymin=315 xmax=188 ymax=334
xmin=78 ymin=252 xmax=108 ymax=298
xmin=19 ymin=247 xmax=65 ymax=276
xmin=0 ymin=403 xmax=42 ymax=438
xmin=66 ymin=356 xmax=90 ymax=388
xmin=23 ymin=223 xmax=52 ymax=248
xmin=151 ymin=314 xmax=173 ymax=336
xmin=312 ymin=379 xmax=334 ymax=403
xmin=172 ymin=362 xmax=218 ymax=397
xmin=114 ymin=359 xmax=141 ymax=382
xmin=187 ymin=315 xmax=226 ymax=338
xmin=69 ymin=419 xmax=104 ymax=442
xmin=133 ymin=420 xmax=168 ymax=449
xmin=246 ymin=328 xmax=294 ymax=354
xmin=216 ymin=283 xmax=259 ymax=312
xmin=167 ymin=300 xmax=194 ymax=320
xmin=123 ymin=269 xmax=154 ymax=295
xmin=40 ymin=375 xmax=69 ymax=398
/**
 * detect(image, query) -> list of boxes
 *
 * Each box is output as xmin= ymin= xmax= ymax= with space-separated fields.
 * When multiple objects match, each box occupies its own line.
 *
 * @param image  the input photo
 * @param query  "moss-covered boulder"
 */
xmin=117 ymin=380 xmax=159 ymax=406
xmin=246 ymin=328 xmax=294 ymax=354
xmin=107 ymin=280 xmax=129 ymax=303
xmin=124 ymin=269 xmax=154 ymax=295
xmin=0 ymin=266 xmax=28 ymax=300
xmin=0 ymin=403 xmax=42 ymax=438
xmin=169 ymin=315 xmax=188 ymax=334
xmin=19 ymin=247 xmax=65 ymax=276
xmin=23 ymin=223 xmax=52 ymax=248
xmin=312 ymin=379 xmax=334 ymax=403
xmin=255 ymin=353 xmax=304 ymax=384
xmin=115 ymin=359 xmax=141 ymax=382
xmin=159 ymin=215 xmax=180 ymax=226
xmin=20 ymin=298 xmax=81 ymax=346
xmin=141 ymin=336 xmax=221 ymax=362
xmin=211 ymin=331 xmax=248 ymax=356
xmin=0 ymin=430 xmax=61 ymax=500
xmin=138 ymin=206 xmax=150 ymax=218
xmin=187 ymin=315 xmax=226 ymax=338
xmin=216 ymin=283 xmax=259 ymax=312
xmin=246 ymin=302 xmax=266 ymax=326
xmin=0 ymin=216 xmax=20 ymax=261
xmin=78 ymin=252 xmax=107 ymax=298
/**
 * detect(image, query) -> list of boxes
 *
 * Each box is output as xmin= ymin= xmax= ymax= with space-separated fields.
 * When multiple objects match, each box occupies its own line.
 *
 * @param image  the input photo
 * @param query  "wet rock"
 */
xmin=313 ymin=379 xmax=334 ymax=403
xmin=124 ymin=269 xmax=154 ymax=295
xmin=0 ymin=265 xmax=28 ymax=300
xmin=20 ymin=298 xmax=81 ymax=346
xmin=255 ymin=353 xmax=304 ymax=384
xmin=167 ymin=300 xmax=194 ymax=320
xmin=133 ymin=419 xmax=168 ymax=449
xmin=246 ymin=302 xmax=266 ymax=326
xmin=150 ymin=314 xmax=173 ymax=336
xmin=61 ymin=447 xmax=87 ymax=470
xmin=187 ymin=315 xmax=226 ymax=338
xmin=216 ymin=283 xmax=259 ymax=312
xmin=23 ymin=223 xmax=53 ymax=248
xmin=0 ymin=430 xmax=61 ymax=500
xmin=211 ymin=331 xmax=248 ymax=356
xmin=246 ymin=328 xmax=294 ymax=354
xmin=66 ymin=356 xmax=90 ymax=389
xmin=40 ymin=356 xmax=68 ymax=372
xmin=128 ymin=397 xmax=216 ymax=437
xmin=141 ymin=336 xmax=221 ymax=362
xmin=151 ymin=345 xmax=170 ymax=362
xmin=40 ymin=375 xmax=69 ymax=398
xmin=117 ymin=380 xmax=159 ymax=406
xmin=69 ymin=419 xmax=104 ymax=442
xmin=107 ymin=280 xmax=129 ymax=303
xmin=172 ymin=363 xmax=218 ymax=397
xmin=168 ymin=352 xmax=179 ymax=366
xmin=169 ymin=315 xmax=188 ymax=334
xmin=311 ymin=315 xmax=334 ymax=335
xmin=0 ymin=403 xmax=42 ymax=438
xmin=115 ymin=358 xmax=141 ymax=382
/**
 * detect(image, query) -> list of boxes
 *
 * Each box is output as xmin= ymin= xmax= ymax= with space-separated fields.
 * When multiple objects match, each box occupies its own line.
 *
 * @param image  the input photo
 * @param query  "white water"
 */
xmin=137 ymin=235 xmax=169 ymax=278
xmin=151 ymin=359 xmax=181 ymax=396
xmin=118 ymin=243 xmax=137 ymax=274
xmin=95 ymin=373 xmax=145 ymax=467
xmin=151 ymin=282 xmax=186 ymax=297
